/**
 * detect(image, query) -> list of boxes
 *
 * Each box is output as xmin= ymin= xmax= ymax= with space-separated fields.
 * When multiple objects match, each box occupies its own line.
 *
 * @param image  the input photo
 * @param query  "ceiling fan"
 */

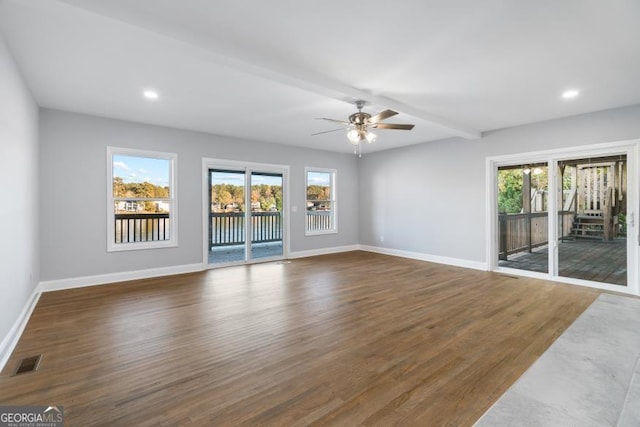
xmin=313 ymin=100 xmax=415 ymax=155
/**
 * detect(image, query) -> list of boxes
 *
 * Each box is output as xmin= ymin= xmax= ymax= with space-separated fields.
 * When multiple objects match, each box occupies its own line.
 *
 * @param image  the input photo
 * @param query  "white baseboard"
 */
xmin=1 ymin=263 xmax=204 ymax=371
xmin=0 ymin=286 xmax=41 ymax=373
xmin=288 ymin=244 xmax=360 ymax=259
xmin=39 ymin=263 xmax=206 ymax=292
xmin=289 ymin=244 xmax=488 ymax=272
xmin=359 ymin=245 xmax=488 ymax=271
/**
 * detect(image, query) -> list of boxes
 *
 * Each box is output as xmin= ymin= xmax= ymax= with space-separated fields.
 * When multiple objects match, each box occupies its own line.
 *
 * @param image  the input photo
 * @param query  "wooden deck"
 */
xmin=0 ymin=251 xmax=600 ymax=426
xmin=208 ymin=241 xmax=283 ymax=264
xmin=498 ymin=238 xmax=627 ymax=286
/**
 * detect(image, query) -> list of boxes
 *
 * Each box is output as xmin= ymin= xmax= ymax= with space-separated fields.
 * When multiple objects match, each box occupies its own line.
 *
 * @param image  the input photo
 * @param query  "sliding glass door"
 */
xmin=497 ymin=163 xmax=549 ymax=274
xmin=556 ymin=155 xmax=627 ymax=286
xmin=209 ymin=169 xmax=247 ymax=265
xmin=207 ymin=165 xmax=286 ymax=266
xmin=492 ymin=144 xmax=636 ymax=293
xmin=249 ymin=172 xmax=283 ymax=261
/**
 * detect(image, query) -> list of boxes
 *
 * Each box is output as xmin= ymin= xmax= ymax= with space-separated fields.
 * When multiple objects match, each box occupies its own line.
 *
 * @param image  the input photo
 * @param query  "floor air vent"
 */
xmin=14 ymin=354 xmax=42 ymax=376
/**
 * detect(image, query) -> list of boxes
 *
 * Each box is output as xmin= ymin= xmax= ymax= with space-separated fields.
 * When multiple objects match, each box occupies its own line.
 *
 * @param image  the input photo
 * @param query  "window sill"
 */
xmin=305 ymin=230 xmax=338 ymax=237
xmin=107 ymin=240 xmax=177 ymax=252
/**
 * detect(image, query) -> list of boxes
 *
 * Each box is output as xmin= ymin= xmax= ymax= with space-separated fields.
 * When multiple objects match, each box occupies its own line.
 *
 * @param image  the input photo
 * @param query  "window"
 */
xmin=107 ymin=147 xmax=177 ymax=251
xmin=306 ymin=168 xmax=336 ymax=234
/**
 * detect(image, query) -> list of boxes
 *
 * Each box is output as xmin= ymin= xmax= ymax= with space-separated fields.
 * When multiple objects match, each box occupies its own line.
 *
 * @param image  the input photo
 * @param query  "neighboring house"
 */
xmin=116 ymin=201 xmax=143 ymax=212
xmin=115 ymin=201 xmax=169 ymax=213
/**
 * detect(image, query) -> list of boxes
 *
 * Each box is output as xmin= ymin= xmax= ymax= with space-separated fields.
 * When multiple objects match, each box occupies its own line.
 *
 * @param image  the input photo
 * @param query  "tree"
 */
xmin=113 ymin=177 xmax=171 ymax=213
xmin=498 ymin=169 xmax=523 ymax=213
xmin=217 ymin=189 xmax=233 ymax=209
xmin=307 ymin=185 xmax=330 ymax=201
xmin=113 ymin=177 xmax=126 ymax=197
xmin=211 ymin=183 xmax=284 ymax=212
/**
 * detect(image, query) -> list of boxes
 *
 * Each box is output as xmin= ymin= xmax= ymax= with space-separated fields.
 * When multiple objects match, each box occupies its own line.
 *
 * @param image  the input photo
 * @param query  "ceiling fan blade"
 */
xmin=372 ymin=123 xmax=415 ymax=130
xmin=316 ymin=117 xmax=350 ymax=125
xmin=368 ymin=109 xmax=398 ymax=124
xmin=311 ymin=127 xmax=348 ymax=136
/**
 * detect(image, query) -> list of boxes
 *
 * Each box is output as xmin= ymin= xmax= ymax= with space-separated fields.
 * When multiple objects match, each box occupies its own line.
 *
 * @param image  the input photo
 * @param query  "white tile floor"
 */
xmin=475 ymin=293 xmax=640 ymax=427
xmin=618 ymin=355 xmax=640 ymax=427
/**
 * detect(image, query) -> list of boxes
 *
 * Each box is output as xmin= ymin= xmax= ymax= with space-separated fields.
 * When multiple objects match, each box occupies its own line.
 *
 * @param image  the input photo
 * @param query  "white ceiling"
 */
xmin=1 ymin=0 xmax=639 ymax=154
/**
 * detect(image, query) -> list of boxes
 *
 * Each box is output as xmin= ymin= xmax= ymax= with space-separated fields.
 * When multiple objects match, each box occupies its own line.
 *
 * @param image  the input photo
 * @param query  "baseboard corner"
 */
xmin=0 ymin=286 xmax=41 ymax=373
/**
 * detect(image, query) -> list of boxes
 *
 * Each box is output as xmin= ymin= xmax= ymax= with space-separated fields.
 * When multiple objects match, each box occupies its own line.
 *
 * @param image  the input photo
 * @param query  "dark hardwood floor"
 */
xmin=0 ymin=251 xmax=600 ymax=426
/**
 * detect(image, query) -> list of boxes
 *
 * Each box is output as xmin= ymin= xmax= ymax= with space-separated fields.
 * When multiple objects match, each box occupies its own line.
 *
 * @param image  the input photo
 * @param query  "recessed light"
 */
xmin=561 ymin=89 xmax=579 ymax=99
xmin=143 ymin=90 xmax=159 ymax=100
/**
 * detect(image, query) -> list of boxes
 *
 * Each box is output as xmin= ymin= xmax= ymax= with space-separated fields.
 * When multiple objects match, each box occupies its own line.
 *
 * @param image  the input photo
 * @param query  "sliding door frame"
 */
xmin=202 ymin=158 xmax=290 ymax=267
xmin=486 ymin=139 xmax=639 ymax=295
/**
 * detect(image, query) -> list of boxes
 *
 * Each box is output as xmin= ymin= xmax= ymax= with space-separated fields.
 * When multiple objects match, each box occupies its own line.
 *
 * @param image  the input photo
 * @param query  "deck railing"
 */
xmin=210 ymin=212 xmax=283 ymax=247
xmin=499 ymin=211 xmax=574 ymax=260
xmin=115 ymin=213 xmax=170 ymax=243
xmin=115 ymin=211 xmax=332 ymax=247
xmin=307 ymin=210 xmax=332 ymax=232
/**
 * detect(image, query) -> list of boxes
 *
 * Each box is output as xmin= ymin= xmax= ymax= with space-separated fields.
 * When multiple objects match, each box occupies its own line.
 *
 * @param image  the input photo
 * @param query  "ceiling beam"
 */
xmin=248 ymin=64 xmax=482 ymax=139
xmin=57 ymin=1 xmax=481 ymax=139
xmin=198 ymin=46 xmax=481 ymax=139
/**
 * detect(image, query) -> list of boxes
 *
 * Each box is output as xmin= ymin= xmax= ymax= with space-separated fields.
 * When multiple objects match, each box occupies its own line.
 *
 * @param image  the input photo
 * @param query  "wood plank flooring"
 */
xmin=0 ymin=251 xmax=600 ymax=426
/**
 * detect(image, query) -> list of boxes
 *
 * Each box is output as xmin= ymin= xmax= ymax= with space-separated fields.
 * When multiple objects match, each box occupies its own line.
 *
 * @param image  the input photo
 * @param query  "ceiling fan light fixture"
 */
xmin=365 ymin=131 xmax=376 ymax=143
xmin=316 ymin=100 xmax=414 ymax=154
xmin=347 ymin=129 xmax=360 ymax=145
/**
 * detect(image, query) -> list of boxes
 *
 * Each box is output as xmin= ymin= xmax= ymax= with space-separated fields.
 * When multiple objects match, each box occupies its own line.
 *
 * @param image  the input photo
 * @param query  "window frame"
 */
xmin=107 ymin=146 xmax=178 ymax=252
xmin=305 ymin=167 xmax=337 ymax=235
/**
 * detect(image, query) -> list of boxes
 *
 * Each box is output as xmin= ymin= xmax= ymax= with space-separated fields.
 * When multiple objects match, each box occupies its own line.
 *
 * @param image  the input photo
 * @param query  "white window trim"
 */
xmin=305 ymin=167 xmax=337 ymax=236
xmin=107 ymin=146 xmax=178 ymax=252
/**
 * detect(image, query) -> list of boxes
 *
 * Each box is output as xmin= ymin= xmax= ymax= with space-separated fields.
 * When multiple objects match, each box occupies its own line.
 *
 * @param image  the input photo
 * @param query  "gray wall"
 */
xmin=39 ymin=109 xmax=359 ymax=281
xmin=0 ymin=35 xmax=39 ymax=343
xmin=359 ymin=104 xmax=640 ymax=263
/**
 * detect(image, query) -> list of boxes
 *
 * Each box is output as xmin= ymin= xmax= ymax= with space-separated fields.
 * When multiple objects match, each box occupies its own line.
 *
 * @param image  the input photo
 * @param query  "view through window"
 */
xmin=306 ymin=169 xmax=336 ymax=234
xmin=497 ymin=155 xmax=627 ymax=286
xmin=108 ymin=148 xmax=175 ymax=250
xmin=497 ymin=164 xmax=549 ymax=273
xmin=208 ymin=169 xmax=284 ymax=265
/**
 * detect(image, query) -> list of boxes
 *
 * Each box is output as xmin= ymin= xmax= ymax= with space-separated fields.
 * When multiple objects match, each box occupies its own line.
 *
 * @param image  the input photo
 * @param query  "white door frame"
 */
xmin=202 ymin=158 xmax=290 ymax=267
xmin=486 ymin=139 xmax=639 ymax=295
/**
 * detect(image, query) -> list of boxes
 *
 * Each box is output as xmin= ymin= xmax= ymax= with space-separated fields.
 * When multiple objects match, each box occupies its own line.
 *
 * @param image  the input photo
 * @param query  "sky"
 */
xmin=307 ymin=171 xmax=330 ymax=187
xmin=113 ymin=155 xmax=170 ymax=187
xmin=211 ymin=171 xmax=282 ymax=186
